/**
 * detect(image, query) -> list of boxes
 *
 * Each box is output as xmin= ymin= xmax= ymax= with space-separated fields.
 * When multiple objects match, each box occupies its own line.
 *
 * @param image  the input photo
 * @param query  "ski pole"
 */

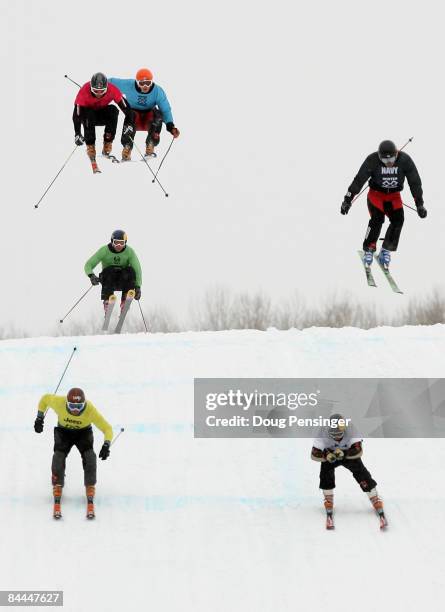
xmin=34 ymin=146 xmax=78 ymax=209
xmin=402 ymin=202 xmax=417 ymax=212
xmin=138 ymin=301 xmax=149 ymax=333
xmin=53 ymin=347 xmax=77 ymax=394
xmin=399 ymin=136 xmax=414 ymax=152
xmin=42 ymin=347 xmax=78 ymax=416
xmin=130 ymin=137 xmax=169 ymax=197
xmin=59 ymin=285 xmax=95 ymax=323
xmin=152 ymin=136 xmax=175 ymax=183
xmin=64 ymin=74 xmax=81 ymax=88
xmin=351 ymin=137 xmax=414 ymax=205
xmin=111 ymin=427 xmax=125 ymax=447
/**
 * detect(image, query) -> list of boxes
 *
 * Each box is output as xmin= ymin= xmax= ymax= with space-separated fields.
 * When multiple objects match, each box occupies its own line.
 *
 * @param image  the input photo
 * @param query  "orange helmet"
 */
xmin=136 ymin=68 xmax=153 ymax=82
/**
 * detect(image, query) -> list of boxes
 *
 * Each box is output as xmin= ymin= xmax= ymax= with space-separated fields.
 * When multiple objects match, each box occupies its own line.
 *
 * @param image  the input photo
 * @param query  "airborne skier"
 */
xmin=84 ymin=230 xmax=142 ymax=332
xmin=311 ymin=414 xmax=386 ymax=529
xmin=109 ymin=68 xmax=180 ymax=161
xmin=34 ymin=387 xmax=113 ymax=519
xmin=72 ymin=72 xmax=131 ymax=172
xmin=340 ymin=140 xmax=427 ymax=269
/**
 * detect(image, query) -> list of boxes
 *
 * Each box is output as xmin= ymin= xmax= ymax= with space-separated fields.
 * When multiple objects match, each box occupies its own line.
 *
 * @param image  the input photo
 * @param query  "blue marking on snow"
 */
xmin=0 ymin=422 xmax=194 ymax=434
xmin=0 ymin=493 xmax=306 ymax=511
xmin=97 ymin=494 xmax=303 ymax=511
xmin=0 ymin=379 xmax=192 ymax=397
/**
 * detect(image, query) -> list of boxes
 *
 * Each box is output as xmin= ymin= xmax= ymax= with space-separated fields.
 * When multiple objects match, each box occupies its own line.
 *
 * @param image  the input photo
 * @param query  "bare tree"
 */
xmin=231 ymin=292 xmax=272 ymax=330
xmin=3 ymin=287 xmax=445 ymax=340
xmin=190 ymin=286 xmax=235 ymax=331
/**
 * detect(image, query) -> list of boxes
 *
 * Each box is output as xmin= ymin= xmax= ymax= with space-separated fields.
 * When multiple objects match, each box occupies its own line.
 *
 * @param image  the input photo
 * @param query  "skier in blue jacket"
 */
xmin=109 ymin=68 xmax=180 ymax=161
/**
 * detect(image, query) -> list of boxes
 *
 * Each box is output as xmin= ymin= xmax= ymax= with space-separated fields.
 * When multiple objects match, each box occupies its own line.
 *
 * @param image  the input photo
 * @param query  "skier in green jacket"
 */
xmin=84 ymin=229 xmax=142 ymax=312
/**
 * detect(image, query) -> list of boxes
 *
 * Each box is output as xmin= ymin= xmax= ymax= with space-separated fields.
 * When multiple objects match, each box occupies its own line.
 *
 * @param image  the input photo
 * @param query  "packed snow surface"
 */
xmin=1 ymin=326 xmax=445 ymax=611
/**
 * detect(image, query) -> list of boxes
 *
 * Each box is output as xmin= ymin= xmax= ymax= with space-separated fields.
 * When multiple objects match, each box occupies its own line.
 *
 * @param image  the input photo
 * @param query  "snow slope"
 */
xmin=1 ymin=326 xmax=445 ymax=611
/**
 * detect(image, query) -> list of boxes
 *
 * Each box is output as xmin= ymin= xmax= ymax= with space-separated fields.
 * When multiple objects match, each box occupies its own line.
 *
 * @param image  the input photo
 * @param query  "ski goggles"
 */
xmin=112 ymin=239 xmax=126 ymax=247
xmin=91 ymin=86 xmax=108 ymax=96
xmin=137 ymin=79 xmax=152 ymax=87
xmin=378 ymin=154 xmax=397 ymax=165
xmin=67 ymin=401 xmax=86 ymax=415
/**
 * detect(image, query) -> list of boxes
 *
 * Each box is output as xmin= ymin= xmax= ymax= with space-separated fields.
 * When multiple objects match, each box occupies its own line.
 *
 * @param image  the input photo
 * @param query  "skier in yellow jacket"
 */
xmin=34 ymin=387 xmax=113 ymax=519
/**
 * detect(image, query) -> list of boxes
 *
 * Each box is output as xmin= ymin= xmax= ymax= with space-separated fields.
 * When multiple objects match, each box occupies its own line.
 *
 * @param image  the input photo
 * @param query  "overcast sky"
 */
xmin=1 ymin=0 xmax=444 ymax=334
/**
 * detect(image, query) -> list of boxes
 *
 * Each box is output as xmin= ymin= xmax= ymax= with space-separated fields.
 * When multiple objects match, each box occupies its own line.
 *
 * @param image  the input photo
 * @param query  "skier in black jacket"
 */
xmin=340 ymin=140 xmax=427 ymax=268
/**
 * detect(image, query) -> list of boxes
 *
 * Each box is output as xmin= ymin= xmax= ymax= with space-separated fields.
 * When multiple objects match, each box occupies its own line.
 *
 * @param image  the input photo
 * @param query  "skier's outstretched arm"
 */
xmin=311 ymin=447 xmax=325 ymax=462
xmin=34 ymin=394 xmax=55 ymax=432
xmin=84 ymin=246 xmax=107 ymax=277
xmin=344 ymin=441 xmax=363 ymax=459
xmin=348 ymin=157 xmax=373 ymax=197
xmin=405 ymin=157 xmax=423 ymax=202
xmin=341 ymin=157 xmax=372 ymax=215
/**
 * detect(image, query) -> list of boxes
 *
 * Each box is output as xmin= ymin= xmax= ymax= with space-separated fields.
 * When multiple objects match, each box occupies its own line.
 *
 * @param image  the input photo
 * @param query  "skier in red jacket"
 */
xmin=72 ymin=72 xmax=130 ymax=171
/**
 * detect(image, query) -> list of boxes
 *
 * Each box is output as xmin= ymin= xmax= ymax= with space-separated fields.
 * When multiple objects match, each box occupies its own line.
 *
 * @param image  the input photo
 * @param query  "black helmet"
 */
xmin=111 ymin=229 xmax=127 ymax=245
xmin=378 ymin=140 xmax=397 ymax=164
xmin=90 ymin=72 xmax=108 ymax=93
xmin=328 ymin=413 xmax=347 ymax=441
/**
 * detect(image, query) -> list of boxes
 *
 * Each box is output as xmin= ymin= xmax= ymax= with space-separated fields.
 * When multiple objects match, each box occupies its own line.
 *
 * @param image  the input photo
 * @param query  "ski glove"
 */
xmin=341 ymin=192 xmax=353 ymax=215
xmin=34 ymin=415 xmax=44 ymax=433
xmin=134 ymin=287 xmax=141 ymax=300
xmin=417 ymin=205 xmax=427 ymax=219
xmin=75 ymin=134 xmax=85 ymax=146
xmin=89 ymin=274 xmax=100 ymax=286
xmin=325 ymin=451 xmax=338 ymax=464
xmin=99 ymin=441 xmax=110 ymax=460
xmin=166 ymin=123 xmax=180 ymax=138
xmin=333 ymin=448 xmax=344 ymax=461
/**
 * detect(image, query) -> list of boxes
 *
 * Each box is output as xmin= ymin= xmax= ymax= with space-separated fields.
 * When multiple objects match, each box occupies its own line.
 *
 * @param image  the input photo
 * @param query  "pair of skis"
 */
xmin=90 ymin=153 xmax=157 ymax=173
xmin=358 ymin=250 xmax=403 ymax=294
xmin=326 ymin=508 xmax=388 ymax=530
xmin=53 ymin=503 xmax=95 ymax=520
xmin=103 ymin=153 xmax=157 ymax=164
xmin=102 ymin=290 xmax=135 ymax=334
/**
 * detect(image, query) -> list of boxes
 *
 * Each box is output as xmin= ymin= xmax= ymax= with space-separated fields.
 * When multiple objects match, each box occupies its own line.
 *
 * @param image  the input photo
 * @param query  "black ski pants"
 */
xmin=121 ymin=108 xmax=163 ymax=147
xmin=319 ymin=457 xmax=377 ymax=492
xmin=78 ymin=106 xmax=119 ymax=145
xmin=52 ymin=426 xmax=96 ymax=487
xmin=100 ymin=266 xmax=136 ymax=301
xmin=363 ymin=200 xmax=404 ymax=252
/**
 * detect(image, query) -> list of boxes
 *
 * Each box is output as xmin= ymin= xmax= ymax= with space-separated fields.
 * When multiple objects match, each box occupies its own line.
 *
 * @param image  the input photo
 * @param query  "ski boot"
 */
xmin=363 ymin=250 xmax=373 ymax=267
xmin=53 ymin=484 xmax=63 ymax=519
xmin=86 ymin=145 xmax=100 ymax=174
xmin=86 ymin=485 xmax=95 ymax=520
xmin=102 ymin=141 xmax=113 ymax=156
xmin=368 ymin=488 xmax=387 ymax=528
xmin=378 ymin=248 xmax=391 ymax=270
xmin=86 ymin=144 xmax=96 ymax=161
xmin=121 ymin=144 xmax=132 ymax=161
xmin=145 ymin=139 xmax=157 ymax=158
xmin=323 ymin=490 xmax=334 ymax=529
